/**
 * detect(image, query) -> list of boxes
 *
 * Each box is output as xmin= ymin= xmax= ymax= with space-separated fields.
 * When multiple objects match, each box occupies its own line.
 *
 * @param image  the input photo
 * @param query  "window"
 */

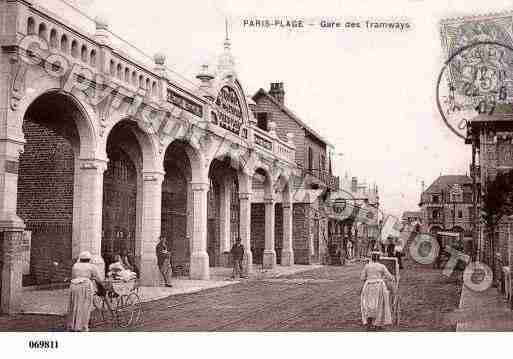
xmin=308 ymin=147 xmax=314 ymax=171
xmin=432 ymin=209 xmax=440 ymax=220
xmin=432 ymin=195 xmax=439 ymax=203
xmin=320 ymin=154 xmax=326 ymax=172
xmin=458 ymin=210 xmax=463 ymax=219
xmin=256 ymin=113 xmax=268 ymax=131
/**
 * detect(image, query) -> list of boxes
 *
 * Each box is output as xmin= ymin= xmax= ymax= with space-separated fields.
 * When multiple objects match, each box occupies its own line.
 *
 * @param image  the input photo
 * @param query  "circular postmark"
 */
xmin=436 ymin=41 xmax=513 ymax=139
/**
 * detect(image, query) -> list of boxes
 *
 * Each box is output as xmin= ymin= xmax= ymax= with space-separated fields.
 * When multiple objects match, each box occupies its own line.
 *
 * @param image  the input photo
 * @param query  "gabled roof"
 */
xmin=252 ymin=88 xmax=333 ymax=147
xmin=423 ymin=175 xmax=472 ymax=194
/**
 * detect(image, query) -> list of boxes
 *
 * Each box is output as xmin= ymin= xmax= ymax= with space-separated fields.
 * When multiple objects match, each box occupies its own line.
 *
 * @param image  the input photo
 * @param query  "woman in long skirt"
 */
xmin=67 ymin=251 xmax=102 ymax=332
xmin=360 ymin=251 xmax=394 ymax=330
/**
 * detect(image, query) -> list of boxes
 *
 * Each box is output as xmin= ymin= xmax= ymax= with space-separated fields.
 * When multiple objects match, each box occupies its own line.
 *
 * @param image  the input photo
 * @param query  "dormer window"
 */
xmin=256 ymin=112 xmax=269 ymax=131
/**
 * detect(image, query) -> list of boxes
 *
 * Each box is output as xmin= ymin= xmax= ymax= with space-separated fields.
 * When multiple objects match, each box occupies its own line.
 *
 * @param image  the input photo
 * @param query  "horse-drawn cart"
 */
xmin=378 ymin=257 xmax=401 ymax=325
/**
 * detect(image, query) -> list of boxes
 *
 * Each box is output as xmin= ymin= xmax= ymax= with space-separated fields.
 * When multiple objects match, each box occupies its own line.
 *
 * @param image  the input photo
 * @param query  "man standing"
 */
xmin=230 ymin=238 xmax=245 ymax=279
xmin=156 ymin=236 xmax=172 ymax=287
xmin=394 ymin=236 xmax=404 ymax=270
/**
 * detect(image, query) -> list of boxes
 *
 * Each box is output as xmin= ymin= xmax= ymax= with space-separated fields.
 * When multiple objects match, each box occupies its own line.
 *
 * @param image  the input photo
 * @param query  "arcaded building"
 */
xmin=0 ymin=1 xmax=342 ymax=313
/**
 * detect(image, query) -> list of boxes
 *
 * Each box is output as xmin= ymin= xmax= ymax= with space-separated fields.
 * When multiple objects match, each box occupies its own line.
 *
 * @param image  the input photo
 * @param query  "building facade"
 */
xmin=0 ymin=1 xmax=348 ymax=313
xmin=251 ymin=83 xmax=340 ymax=265
xmin=419 ymin=175 xmax=473 ymax=243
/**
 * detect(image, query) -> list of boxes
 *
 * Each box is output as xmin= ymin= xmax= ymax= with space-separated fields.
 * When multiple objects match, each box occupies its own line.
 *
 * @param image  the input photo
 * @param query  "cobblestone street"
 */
xmin=0 ymin=259 xmax=462 ymax=332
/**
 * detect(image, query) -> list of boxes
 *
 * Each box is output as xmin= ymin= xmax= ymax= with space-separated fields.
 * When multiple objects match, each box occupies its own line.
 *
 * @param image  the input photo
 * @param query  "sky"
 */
xmin=39 ymin=0 xmax=513 ymax=217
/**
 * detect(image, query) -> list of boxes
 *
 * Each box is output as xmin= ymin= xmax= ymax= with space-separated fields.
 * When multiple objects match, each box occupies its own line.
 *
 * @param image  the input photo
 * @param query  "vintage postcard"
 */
xmin=1 ymin=0 xmax=512 ymax=356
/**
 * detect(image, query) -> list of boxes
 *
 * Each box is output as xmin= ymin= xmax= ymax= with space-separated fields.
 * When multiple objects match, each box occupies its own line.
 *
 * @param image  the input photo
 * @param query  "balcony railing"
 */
xmin=306 ymin=168 xmax=340 ymax=191
xmin=251 ymin=124 xmax=296 ymax=165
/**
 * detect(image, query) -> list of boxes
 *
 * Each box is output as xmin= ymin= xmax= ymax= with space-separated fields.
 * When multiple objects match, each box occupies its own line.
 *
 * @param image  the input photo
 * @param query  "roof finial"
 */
xmin=224 ymin=17 xmax=231 ymax=50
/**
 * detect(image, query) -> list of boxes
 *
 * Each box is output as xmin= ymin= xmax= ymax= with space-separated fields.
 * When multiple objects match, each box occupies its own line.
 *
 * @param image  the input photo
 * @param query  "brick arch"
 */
xmin=17 ymin=90 xmax=97 ymax=285
xmin=17 ymin=88 xmax=98 ymax=159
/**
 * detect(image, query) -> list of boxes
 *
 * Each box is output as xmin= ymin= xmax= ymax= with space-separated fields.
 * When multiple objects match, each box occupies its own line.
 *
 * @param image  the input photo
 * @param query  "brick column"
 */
xmin=78 ymin=159 xmax=107 ymax=278
xmin=281 ymin=202 xmax=294 ymax=266
xmin=239 ymin=192 xmax=253 ymax=276
xmin=219 ymin=177 xmax=231 ymax=266
xmin=139 ymin=171 xmax=164 ymax=285
xmin=190 ymin=182 xmax=209 ymax=279
xmin=263 ymin=197 xmax=276 ymax=269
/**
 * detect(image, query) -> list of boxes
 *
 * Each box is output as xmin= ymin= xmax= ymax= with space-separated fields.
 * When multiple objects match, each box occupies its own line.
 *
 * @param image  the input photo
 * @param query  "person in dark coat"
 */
xmin=230 ymin=238 xmax=245 ymax=279
xmin=156 ymin=236 xmax=172 ymax=287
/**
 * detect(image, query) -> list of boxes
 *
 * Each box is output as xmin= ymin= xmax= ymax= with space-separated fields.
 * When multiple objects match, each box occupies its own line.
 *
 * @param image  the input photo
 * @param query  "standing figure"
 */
xmin=67 ymin=251 xmax=102 ymax=332
xmin=230 ymin=237 xmax=245 ymax=279
xmin=386 ymin=236 xmax=395 ymax=257
xmin=394 ymin=236 xmax=404 ymax=270
xmin=360 ymin=251 xmax=394 ymax=331
xmin=156 ymin=236 xmax=172 ymax=287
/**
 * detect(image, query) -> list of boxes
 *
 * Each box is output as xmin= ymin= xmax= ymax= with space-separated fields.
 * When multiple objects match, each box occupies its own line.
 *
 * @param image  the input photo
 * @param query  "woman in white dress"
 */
xmin=360 ymin=251 xmax=394 ymax=330
xmin=67 ymin=251 xmax=102 ymax=332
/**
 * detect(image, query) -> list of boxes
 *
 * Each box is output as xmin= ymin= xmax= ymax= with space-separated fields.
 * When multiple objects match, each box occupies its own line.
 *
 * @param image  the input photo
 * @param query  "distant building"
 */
xmin=419 ymin=175 xmax=473 ymax=240
xmin=401 ymin=211 xmax=422 ymax=226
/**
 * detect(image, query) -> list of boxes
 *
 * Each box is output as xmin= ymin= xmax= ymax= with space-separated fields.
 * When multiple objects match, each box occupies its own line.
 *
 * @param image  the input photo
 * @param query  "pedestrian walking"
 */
xmin=386 ymin=236 xmax=395 ymax=257
xmin=360 ymin=251 xmax=394 ymax=331
xmin=67 ymin=251 xmax=102 ymax=332
xmin=394 ymin=237 xmax=404 ymax=270
xmin=156 ymin=236 xmax=172 ymax=287
xmin=230 ymin=237 xmax=245 ymax=279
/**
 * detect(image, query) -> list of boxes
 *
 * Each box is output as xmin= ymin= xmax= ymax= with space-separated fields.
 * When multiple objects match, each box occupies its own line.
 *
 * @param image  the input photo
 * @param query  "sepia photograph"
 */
xmin=1 ymin=0 xmax=513 ymax=356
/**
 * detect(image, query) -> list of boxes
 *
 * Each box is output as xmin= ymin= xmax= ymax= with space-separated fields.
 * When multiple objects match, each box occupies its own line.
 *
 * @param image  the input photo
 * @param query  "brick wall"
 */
xmin=17 ymin=119 xmax=75 ymax=285
xmin=293 ymin=203 xmax=311 ymax=264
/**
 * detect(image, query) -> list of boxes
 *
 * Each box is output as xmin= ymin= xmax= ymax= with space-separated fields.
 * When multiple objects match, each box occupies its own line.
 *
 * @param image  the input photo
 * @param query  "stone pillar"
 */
xmin=78 ymin=159 xmax=107 ymax=278
xmin=239 ymin=192 xmax=253 ymax=276
xmin=139 ymin=171 xmax=164 ymax=286
xmin=1 ymin=230 xmax=24 ymax=314
xmin=190 ymin=182 xmax=209 ymax=280
xmin=281 ymin=202 xmax=294 ymax=266
xmin=263 ymin=197 xmax=276 ymax=269
xmin=219 ymin=177 xmax=231 ymax=266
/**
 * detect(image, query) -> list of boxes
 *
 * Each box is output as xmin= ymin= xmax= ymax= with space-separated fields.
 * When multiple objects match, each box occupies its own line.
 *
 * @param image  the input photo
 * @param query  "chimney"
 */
xmin=269 ymin=82 xmax=285 ymax=104
xmin=351 ymin=177 xmax=358 ymax=193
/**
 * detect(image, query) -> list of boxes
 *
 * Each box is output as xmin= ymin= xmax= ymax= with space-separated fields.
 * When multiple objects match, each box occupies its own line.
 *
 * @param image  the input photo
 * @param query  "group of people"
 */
xmin=67 ymin=235 xmax=247 ymax=331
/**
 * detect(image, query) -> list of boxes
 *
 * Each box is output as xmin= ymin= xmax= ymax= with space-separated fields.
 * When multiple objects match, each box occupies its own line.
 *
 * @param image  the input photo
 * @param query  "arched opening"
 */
xmin=110 ymin=60 xmax=116 ymax=76
xmin=81 ymin=45 xmax=88 ymax=63
xmin=207 ymin=158 xmax=240 ymax=267
xmin=161 ymin=141 xmax=194 ymax=276
xmin=17 ymin=92 xmax=84 ymax=286
xmin=49 ymin=29 xmax=58 ymax=48
xmin=60 ymin=35 xmax=68 ymax=53
xmin=125 ymin=68 xmax=130 ymax=82
xmin=117 ymin=64 xmax=123 ymax=79
xmin=70 ymin=40 xmax=78 ymax=58
xmin=90 ymin=49 xmax=97 ymax=66
xmin=102 ymin=121 xmax=143 ymax=275
xmin=27 ymin=17 xmax=35 ymax=35
xmin=38 ymin=23 xmax=47 ymax=40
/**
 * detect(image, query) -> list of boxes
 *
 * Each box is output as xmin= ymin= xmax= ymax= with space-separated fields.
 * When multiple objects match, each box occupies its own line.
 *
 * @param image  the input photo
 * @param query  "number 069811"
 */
xmin=28 ymin=340 xmax=58 ymax=349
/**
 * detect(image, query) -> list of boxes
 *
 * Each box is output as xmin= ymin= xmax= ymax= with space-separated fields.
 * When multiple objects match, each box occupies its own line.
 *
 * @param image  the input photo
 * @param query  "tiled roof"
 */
xmin=423 ymin=175 xmax=472 ymax=194
xmin=252 ymin=89 xmax=333 ymax=147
